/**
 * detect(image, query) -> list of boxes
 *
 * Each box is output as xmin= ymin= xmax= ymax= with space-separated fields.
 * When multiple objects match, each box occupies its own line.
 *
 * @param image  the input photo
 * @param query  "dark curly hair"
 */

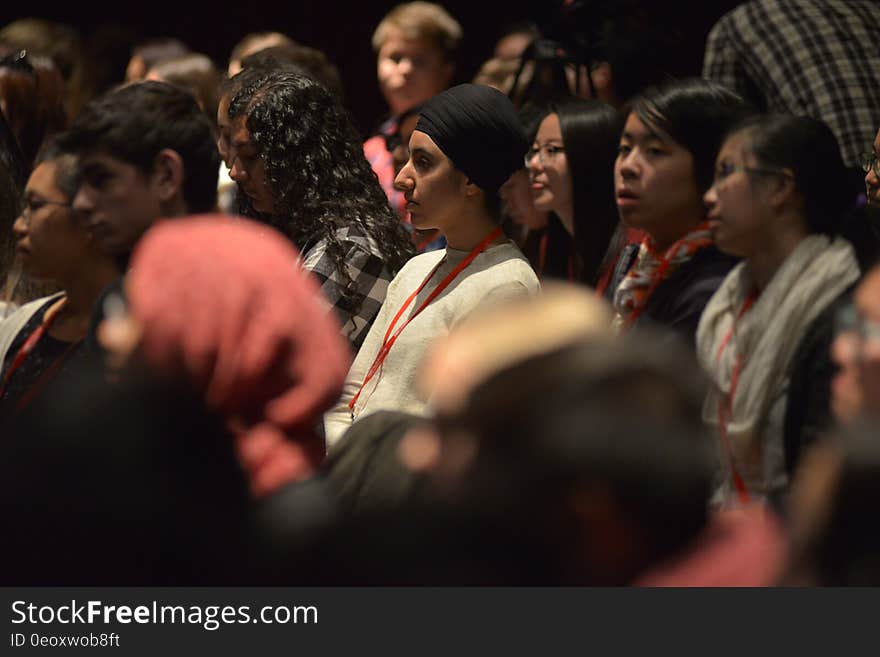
xmin=227 ymin=70 xmax=414 ymax=307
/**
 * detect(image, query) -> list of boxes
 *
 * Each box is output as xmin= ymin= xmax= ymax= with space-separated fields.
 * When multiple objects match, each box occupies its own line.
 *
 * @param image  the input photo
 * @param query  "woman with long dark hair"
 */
xmin=699 ymin=115 xmax=861 ymax=507
xmin=218 ymin=70 xmax=415 ymax=351
xmin=526 ymin=98 xmax=625 ymax=285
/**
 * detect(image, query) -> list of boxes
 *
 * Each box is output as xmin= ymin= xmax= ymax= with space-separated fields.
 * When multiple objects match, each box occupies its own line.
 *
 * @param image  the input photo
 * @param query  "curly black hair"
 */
xmin=227 ymin=71 xmax=414 ymax=308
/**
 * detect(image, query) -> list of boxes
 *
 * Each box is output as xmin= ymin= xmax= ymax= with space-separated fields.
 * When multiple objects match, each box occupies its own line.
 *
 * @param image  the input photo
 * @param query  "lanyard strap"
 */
xmin=349 ymin=226 xmax=503 ymax=413
xmin=714 ymin=290 xmax=759 ymax=506
xmin=0 ymin=297 xmax=72 ymax=404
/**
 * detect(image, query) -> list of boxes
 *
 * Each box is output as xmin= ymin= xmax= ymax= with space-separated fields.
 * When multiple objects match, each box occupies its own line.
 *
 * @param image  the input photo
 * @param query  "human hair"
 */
xmin=33 ymin=136 xmax=78 ymax=200
xmin=227 ymin=71 xmax=414 ymax=304
xmin=229 ymin=32 xmax=296 ymax=70
xmin=372 ymin=2 xmax=463 ymax=62
xmin=0 ymin=50 xmax=67 ymax=172
xmin=241 ymin=44 xmax=344 ymax=100
xmin=631 ymin=78 xmax=750 ymax=194
xmin=444 ymin=334 xmax=714 ymax=583
xmin=554 ymin=98 xmax=623 ymax=284
xmin=59 ymin=81 xmax=219 ymax=213
xmin=149 ymin=53 xmax=223 ymax=131
xmin=130 ymin=38 xmax=189 ymax=74
xmin=730 ymin=114 xmax=854 ymax=237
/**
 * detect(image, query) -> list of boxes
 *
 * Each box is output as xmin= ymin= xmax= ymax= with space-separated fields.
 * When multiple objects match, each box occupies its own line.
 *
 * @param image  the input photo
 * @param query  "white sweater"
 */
xmin=324 ymin=240 xmax=540 ymax=447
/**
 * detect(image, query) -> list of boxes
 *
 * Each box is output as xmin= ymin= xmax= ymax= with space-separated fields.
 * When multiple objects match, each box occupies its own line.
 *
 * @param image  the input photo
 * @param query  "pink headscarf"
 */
xmin=127 ymin=215 xmax=351 ymax=497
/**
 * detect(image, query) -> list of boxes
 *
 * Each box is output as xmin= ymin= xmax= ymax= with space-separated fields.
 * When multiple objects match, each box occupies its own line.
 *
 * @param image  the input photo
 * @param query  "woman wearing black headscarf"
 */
xmin=324 ymin=84 xmax=540 ymax=447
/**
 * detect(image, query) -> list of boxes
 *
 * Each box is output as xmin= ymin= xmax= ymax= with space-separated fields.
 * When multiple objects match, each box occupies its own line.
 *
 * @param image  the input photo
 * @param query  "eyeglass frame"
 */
xmin=18 ymin=194 xmax=73 ymax=225
xmin=710 ymin=162 xmax=793 ymax=189
xmin=524 ymin=143 xmax=566 ymax=168
xmin=861 ymin=152 xmax=880 ymax=178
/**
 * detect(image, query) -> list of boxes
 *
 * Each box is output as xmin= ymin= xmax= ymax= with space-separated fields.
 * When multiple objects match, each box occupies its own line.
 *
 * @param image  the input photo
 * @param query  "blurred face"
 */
xmin=865 ymin=129 xmax=880 ymax=206
xmin=377 ymin=31 xmax=452 ymax=115
xmin=703 ymin=131 xmax=775 ymax=258
xmin=393 ymin=129 xmax=467 ymax=234
xmin=227 ymin=115 xmax=274 ymax=214
xmin=832 ymin=268 xmax=880 ymax=422
xmin=391 ymin=112 xmax=420 ymax=177
xmin=500 ymin=169 xmax=548 ymax=231
xmin=73 ymin=152 xmax=164 ymax=257
xmin=614 ymin=112 xmax=702 ymax=243
xmin=12 ymin=161 xmax=89 ymax=280
xmin=526 ymin=113 xmax=573 ymax=233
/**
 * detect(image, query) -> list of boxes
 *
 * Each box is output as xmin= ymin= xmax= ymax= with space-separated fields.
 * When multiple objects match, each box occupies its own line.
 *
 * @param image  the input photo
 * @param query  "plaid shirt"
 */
xmin=703 ymin=0 xmax=880 ymax=167
xmin=301 ymin=223 xmax=397 ymax=352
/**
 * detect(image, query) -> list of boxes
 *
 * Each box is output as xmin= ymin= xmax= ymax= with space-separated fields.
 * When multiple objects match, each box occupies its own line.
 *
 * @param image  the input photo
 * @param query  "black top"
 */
xmin=609 ymin=244 xmax=740 ymax=348
xmin=0 ymin=297 xmax=82 ymax=419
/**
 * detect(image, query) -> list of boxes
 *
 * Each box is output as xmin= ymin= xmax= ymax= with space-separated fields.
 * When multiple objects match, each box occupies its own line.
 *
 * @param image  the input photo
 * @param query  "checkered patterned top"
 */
xmin=301 ymin=223 xmax=399 ymax=352
xmin=703 ymin=0 xmax=880 ymax=167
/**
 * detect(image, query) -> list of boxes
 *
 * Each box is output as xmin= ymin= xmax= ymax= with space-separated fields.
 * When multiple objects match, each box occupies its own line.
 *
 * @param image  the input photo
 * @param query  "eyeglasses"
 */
xmin=525 ymin=143 xmax=565 ymax=168
xmin=835 ymin=302 xmax=880 ymax=348
xmin=711 ymin=162 xmax=791 ymax=188
xmin=18 ymin=195 xmax=72 ymax=225
xmin=861 ymin=152 xmax=880 ymax=178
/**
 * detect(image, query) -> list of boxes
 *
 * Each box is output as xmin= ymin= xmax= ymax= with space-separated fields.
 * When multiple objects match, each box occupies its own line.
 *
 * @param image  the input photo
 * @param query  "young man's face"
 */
xmin=377 ymin=30 xmax=452 ymax=115
xmin=72 ymin=152 xmax=166 ymax=257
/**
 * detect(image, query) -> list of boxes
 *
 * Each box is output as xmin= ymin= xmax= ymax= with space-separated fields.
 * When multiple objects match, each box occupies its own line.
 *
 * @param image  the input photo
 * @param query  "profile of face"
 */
xmin=377 ymin=30 xmax=452 ymax=115
xmin=865 ymin=128 xmax=880 ymax=207
xmin=703 ymin=130 xmax=780 ymax=258
xmin=13 ymin=160 xmax=91 ymax=280
xmin=72 ymin=152 xmax=166 ymax=257
xmin=393 ymin=129 xmax=468 ymax=234
xmin=526 ymin=113 xmax=573 ymax=234
xmin=614 ymin=112 xmax=701 ymax=241
xmin=125 ymin=55 xmax=147 ymax=83
xmin=500 ymin=169 xmax=547 ymax=231
xmin=831 ymin=268 xmax=880 ymax=423
xmin=225 ymin=114 xmax=275 ymax=215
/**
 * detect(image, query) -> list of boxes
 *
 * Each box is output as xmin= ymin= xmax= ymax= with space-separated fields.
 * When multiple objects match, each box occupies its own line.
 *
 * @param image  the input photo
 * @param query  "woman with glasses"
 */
xmin=0 ymin=137 xmax=118 ymax=419
xmin=324 ymin=84 xmax=540 ymax=448
xmin=525 ymin=98 xmax=626 ymax=286
xmin=610 ymin=79 xmax=748 ymax=342
xmin=698 ymin=114 xmax=861 ymax=508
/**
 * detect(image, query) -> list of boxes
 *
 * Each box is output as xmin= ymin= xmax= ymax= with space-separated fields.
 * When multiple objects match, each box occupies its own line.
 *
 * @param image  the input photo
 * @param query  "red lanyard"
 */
xmin=0 ymin=297 xmax=79 ymax=412
xmin=714 ymin=289 xmax=759 ymax=506
xmin=349 ymin=226 xmax=503 ymax=414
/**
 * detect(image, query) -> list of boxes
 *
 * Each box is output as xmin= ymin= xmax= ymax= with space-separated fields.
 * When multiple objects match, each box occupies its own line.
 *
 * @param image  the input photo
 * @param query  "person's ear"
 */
xmin=766 ymin=167 xmax=796 ymax=211
xmin=151 ymin=149 xmax=185 ymax=204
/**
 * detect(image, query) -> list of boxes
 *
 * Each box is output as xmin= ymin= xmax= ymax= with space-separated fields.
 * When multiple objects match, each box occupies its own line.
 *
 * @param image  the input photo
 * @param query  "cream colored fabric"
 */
xmin=696 ymin=235 xmax=859 ymax=503
xmin=323 ymin=241 xmax=540 ymax=448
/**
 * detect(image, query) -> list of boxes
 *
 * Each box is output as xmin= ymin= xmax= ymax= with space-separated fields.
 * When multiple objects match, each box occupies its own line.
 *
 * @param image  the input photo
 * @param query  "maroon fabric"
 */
xmin=128 ymin=215 xmax=351 ymax=497
xmin=632 ymin=506 xmax=788 ymax=587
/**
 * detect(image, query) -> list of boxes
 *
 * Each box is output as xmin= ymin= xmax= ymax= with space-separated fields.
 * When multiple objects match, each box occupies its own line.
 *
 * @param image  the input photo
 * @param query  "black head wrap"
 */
xmin=415 ymin=83 xmax=527 ymax=194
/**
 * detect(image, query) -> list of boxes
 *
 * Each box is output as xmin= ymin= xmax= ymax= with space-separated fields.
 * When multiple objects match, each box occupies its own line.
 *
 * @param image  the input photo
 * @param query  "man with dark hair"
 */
xmin=60 ymin=81 xmax=219 ymax=263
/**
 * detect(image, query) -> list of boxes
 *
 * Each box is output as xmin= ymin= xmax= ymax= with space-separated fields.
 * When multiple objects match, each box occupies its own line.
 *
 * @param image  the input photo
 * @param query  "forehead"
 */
xmin=26 ymin=161 xmax=60 ymax=193
xmin=718 ymin=130 xmax=752 ymax=160
xmin=622 ymin=112 xmax=675 ymax=143
xmin=409 ymin=129 xmax=444 ymax=155
xmin=535 ymin=113 xmax=562 ymax=140
xmin=379 ymin=32 xmax=442 ymax=58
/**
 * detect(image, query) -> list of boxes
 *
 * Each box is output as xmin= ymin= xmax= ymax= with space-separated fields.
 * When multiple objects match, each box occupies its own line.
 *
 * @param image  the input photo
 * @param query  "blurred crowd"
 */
xmin=1 ymin=0 xmax=880 ymax=586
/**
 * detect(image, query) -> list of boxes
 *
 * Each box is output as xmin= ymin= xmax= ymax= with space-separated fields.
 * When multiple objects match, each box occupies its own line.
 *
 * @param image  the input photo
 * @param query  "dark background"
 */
xmin=1 ymin=1 xmax=743 ymax=136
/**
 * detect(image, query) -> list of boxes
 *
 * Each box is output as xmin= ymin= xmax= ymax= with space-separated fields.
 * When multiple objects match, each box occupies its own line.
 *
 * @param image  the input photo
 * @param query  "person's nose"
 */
xmin=832 ymin=331 xmax=859 ymax=369
xmin=12 ymin=213 xmax=28 ymax=239
xmin=394 ymin=161 xmax=415 ymax=193
xmin=526 ymin=149 xmax=543 ymax=175
xmin=616 ymin=150 xmax=640 ymax=180
xmin=229 ymin=155 xmax=247 ymax=183
xmin=866 ymin=166 xmax=879 ymax=191
xmin=72 ymin=185 xmax=95 ymax=216
xmin=703 ymin=183 xmax=719 ymax=212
